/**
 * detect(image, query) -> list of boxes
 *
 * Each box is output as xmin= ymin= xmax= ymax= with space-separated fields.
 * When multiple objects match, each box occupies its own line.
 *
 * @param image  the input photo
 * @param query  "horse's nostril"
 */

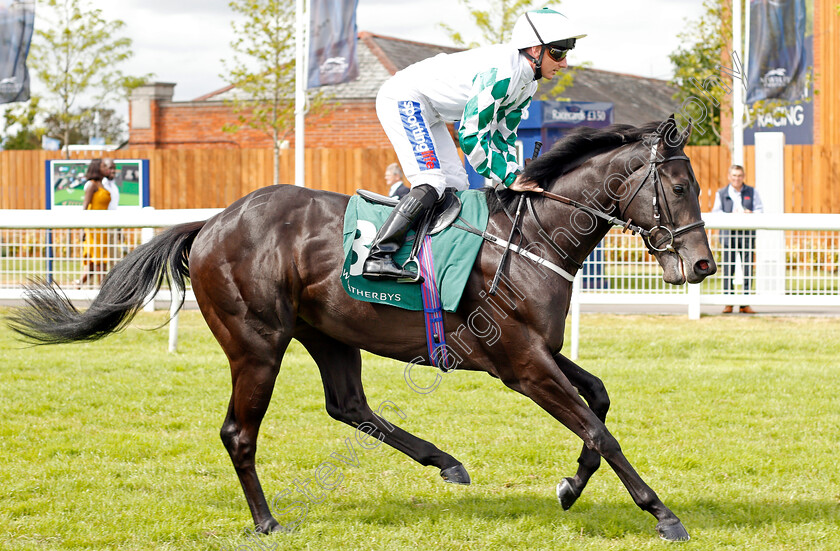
xmin=695 ymin=259 xmax=716 ymax=275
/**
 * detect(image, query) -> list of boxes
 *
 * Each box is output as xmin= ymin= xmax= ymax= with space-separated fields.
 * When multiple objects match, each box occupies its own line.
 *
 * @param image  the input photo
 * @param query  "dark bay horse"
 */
xmin=8 ymin=116 xmax=715 ymax=541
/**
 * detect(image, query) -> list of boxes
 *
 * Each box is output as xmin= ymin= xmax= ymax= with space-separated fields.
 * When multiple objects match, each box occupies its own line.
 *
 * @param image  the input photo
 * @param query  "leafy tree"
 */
xmin=439 ymin=0 xmax=539 ymax=48
xmin=438 ymin=1 xmax=579 ymax=102
xmin=1 ymin=96 xmax=45 ymax=150
xmin=669 ymin=0 xmax=815 ymax=146
xmin=221 ymin=0 xmax=327 ymax=186
xmin=43 ymin=107 xmax=126 ymax=146
xmin=29 ymin=0 xmax=148 ymax=154
xmin=668 ymin=0 xmax=731 ymax=146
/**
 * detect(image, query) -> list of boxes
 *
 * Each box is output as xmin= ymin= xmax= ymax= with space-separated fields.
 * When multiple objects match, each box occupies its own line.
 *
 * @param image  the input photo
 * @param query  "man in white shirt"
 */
xmin=101 ymin=158 xmax=119 ymax=209
xmin=712 ymin=165 xmax=763 ymax=313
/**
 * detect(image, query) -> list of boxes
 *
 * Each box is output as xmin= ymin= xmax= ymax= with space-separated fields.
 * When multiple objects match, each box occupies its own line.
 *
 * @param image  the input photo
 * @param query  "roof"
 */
xmin=543 ymin=67 xmax=680 ymax=126
xmin=193 ymin=32 xmax=679 ymax=124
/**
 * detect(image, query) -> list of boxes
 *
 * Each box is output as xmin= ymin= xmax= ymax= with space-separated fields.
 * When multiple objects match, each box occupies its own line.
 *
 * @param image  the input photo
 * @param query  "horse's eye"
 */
xmin=673 ymin=184 xmax=686 ymax=195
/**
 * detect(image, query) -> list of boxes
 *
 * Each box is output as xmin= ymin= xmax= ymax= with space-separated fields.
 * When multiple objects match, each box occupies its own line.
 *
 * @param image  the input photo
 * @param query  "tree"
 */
xmin=668 ymin=0 xmax=731 ymax=146
xmin=1 ymin=96 xmax=45 ymax=150
xmin=669 ymin=0 xmax=814 ymax=147
xmin=438 ymin=1 xmax=579 ymax=101
xmin=221 ymin=0 xmax=327 ymax=186
xmin=43 ymin=107 xmax=126 ymax=146
xmin=439 ymin=0 xmax=538 ymax=48
xmin=29 ymin=0 xmax=148 ymax=154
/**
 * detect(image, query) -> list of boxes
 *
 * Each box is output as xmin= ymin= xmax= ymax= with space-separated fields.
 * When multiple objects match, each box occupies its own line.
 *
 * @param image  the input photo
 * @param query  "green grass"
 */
xmin=1 ymin=309 xmax=839 ymax=550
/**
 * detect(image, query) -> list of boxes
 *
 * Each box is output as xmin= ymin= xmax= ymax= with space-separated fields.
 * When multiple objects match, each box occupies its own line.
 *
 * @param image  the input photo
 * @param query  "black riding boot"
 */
xmin=363 ymin=184 xmax=438 ymax=282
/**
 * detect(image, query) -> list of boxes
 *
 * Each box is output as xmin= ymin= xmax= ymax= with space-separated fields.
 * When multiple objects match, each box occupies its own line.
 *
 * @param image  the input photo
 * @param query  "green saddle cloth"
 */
xmin=341 ymin=189 xmax=489 ymax=311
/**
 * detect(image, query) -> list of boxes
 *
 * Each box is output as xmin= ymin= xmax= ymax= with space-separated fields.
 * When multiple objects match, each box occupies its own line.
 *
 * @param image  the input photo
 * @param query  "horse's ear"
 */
xmin=660 ymin=114 xmax=682 ymax=149
xmin=680 ymin=122 xmax=693 ymax=147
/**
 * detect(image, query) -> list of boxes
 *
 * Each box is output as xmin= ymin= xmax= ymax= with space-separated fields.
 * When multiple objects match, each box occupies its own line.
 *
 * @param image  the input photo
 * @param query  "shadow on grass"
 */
xmin=326 ymin=493 xmax=840 ymax=539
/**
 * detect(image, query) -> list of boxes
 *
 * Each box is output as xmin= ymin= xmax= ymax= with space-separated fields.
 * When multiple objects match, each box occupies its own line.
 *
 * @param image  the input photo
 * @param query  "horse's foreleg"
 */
xmin=298 ymin=329 xmax=469 ymax=483
xmin=507 ymin=351 xmax=689 ymax=542
xmin=551 ymin=352 xmax=610 ymax=511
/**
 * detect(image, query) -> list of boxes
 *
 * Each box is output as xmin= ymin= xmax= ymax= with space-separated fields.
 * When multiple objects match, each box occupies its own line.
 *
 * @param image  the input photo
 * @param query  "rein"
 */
xmin=537 ymin=139 xmax=706 ymax=254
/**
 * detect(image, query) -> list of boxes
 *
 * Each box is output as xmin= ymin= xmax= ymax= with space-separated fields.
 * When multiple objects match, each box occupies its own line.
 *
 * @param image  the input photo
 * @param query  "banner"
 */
xmin=307 ymin=0 xmax=359 ymax=89
xmin=744 ymin=0 xmax=814 ymax=145
xmin=0 ymin=0 xmax=34 ymax=104
xmin=746 ymin=0 xmax=809 ymax=103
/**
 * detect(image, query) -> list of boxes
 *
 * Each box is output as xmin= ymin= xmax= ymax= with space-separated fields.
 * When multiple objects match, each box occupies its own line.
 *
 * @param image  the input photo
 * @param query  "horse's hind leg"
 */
xmin=201 ymin=299 xmax=293 ymax=534
xmin=551 ymin=352 xmax=610 ymax=511
xmin=219 ymin=344 xmax=289 ymax=534
xmin=296 ymin=326 xmax=469 ymax=483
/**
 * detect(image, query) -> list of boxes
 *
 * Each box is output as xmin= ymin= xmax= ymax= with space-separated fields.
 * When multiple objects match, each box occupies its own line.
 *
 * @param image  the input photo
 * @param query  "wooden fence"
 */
xmin=1 ymin=145 xmax=839 ymax=212
xmin=0 ymin=148 xmax=399 ymax=210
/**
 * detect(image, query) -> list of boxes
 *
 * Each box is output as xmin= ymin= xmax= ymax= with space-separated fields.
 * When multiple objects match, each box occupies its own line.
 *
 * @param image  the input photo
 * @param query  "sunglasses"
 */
xmin=546 ymin=47 xmax=569 ymax=62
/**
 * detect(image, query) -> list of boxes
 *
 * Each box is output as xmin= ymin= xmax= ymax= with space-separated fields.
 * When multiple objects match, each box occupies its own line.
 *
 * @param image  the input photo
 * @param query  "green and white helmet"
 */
xmin=510 ymin=7 xmax=587 ymax=51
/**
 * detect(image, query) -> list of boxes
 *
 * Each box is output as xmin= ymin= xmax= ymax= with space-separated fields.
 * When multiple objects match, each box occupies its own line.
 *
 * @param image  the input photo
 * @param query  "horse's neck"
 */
xmin=532 ymin=150 xmax=640 ymax=269
xmin=537 ymin=171 xmax=618 ymax=254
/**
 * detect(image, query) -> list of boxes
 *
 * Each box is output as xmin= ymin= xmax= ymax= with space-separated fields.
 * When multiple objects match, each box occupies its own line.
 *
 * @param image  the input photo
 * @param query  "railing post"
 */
xmin=688 ymin=282 xmax=701 ymax=320
xmin=168 ymin=283 xmax=180 ymax=353
xmin=570 ymin=277 xmax=581 ymax=361
xmin=141 ymin=227 xmax=157 ymax=312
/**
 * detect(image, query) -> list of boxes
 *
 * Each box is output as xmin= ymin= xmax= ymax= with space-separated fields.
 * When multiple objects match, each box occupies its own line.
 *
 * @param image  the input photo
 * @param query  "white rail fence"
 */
xmin=2 ymin=210 xmax=840 ymax=358
xmin=0 ymin=208 xmax=222 ymax=352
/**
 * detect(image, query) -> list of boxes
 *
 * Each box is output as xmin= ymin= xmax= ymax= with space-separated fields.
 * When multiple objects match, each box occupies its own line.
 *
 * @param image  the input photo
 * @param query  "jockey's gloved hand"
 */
xmin=509 ymin=174 xmax=544 ymax=193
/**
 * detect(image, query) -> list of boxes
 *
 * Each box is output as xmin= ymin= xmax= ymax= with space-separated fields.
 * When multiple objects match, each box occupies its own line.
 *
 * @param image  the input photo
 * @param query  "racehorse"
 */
xmin=8 ymin=116 xmax=715 ymax=542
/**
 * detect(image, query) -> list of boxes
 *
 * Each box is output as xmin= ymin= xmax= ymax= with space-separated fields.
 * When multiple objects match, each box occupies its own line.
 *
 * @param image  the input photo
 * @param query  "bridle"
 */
xmin=536 ymin=136 xmax=706 ymax=255
xmin=617 ymin=136 xmax=706 ymax=252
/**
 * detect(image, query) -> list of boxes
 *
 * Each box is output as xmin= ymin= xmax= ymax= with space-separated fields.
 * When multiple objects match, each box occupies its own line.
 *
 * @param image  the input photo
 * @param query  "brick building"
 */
xmin=127 ymin=32 xmax=679 ymax=150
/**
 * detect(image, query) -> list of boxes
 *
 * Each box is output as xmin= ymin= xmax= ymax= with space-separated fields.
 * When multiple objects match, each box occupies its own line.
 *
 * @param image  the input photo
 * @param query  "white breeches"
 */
xmin=376 ymin=79 xmax=469 ymax=198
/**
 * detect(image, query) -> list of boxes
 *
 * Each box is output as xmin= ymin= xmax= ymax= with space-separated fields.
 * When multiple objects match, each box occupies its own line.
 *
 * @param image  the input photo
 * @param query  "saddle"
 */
xmin=356 ymin=188 xmax=462 ymax=235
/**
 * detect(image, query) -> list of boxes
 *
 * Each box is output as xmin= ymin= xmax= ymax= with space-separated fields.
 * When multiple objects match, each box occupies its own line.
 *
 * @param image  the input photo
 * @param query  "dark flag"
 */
xmin=307 ymin=0 xmax=359 ymax=88
xmin=0 ymin=0 xmax=35 ymax=104
xmin=746 ymin=0 xmax=809 ymax=103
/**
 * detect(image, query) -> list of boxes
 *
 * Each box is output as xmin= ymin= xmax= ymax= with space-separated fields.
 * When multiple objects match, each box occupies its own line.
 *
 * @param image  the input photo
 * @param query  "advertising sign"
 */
xmin=744 ymin=0 xmax=814 ymax=145
xmin=540 ymin=101 xmax=615 ymax=151
xmin=45 ymin=159 xmax=149 ymax=210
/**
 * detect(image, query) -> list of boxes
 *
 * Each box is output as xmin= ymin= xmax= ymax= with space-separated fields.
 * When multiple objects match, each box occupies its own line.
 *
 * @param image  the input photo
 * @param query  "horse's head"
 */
xmin=618 ymin=116 xmax=716 ymax=285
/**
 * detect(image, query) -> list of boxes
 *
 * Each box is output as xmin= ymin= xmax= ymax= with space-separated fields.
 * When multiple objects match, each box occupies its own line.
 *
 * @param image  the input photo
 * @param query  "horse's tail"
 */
xmin=6 ymin=220 xmax=206 ymax=345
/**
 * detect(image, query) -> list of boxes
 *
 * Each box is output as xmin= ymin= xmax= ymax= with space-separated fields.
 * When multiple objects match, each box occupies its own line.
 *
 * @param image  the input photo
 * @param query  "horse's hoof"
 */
xmin=254 ymin=518 xmax=282 ymax=534
xmin=656 ymin=519 xmax=690 ymax=542
xmin=555 ymin=478 xmax=579 ymax=510
xmin=440 ymin=464 xmax=471 ymax=485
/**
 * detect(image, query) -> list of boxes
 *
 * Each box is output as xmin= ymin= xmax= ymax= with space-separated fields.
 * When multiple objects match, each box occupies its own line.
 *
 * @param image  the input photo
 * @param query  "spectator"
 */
xmin=712 ymin=164 xmax=764 ymax=314
xmin=385 ymin=163 xmax=409 ymax=199
xmin=75 ymin=159 xmax=111 ymax=287
xmin=100 ymin=158 xmax=123 ymax=259
xmin=101 ymin=158 xmax=119 ymax=209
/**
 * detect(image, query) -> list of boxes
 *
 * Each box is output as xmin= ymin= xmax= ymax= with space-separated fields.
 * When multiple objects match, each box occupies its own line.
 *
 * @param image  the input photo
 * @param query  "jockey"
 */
xmin=363 ymin=7 xmax=586 ymax=282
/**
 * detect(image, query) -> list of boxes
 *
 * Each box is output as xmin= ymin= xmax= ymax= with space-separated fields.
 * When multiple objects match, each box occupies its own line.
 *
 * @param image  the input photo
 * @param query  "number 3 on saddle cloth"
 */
xmin=341 ymin=189 xmax=489 ymax=371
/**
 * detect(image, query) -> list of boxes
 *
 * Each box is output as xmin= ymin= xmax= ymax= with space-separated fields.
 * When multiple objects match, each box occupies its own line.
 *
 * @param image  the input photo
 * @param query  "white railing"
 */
xmin=0 ymin=208 xmax=222 ymax=351
xmin=568 ymin=212 xmax=840 ymax=359
xmin=3 ymin=209 xmax=839 ymax=358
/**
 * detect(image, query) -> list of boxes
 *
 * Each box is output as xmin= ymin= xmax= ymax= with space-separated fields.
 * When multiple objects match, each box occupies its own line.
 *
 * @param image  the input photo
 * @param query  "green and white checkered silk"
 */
xmin=458 ymin=67 xmax=536 ymax=187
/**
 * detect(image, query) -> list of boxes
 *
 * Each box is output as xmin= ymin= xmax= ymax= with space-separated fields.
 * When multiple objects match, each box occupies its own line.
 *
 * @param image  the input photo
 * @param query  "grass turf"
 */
xmin=1 ymin=309 xmax=839 ymax=550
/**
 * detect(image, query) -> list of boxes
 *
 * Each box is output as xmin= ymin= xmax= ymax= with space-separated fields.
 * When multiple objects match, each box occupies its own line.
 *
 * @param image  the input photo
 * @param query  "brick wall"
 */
xmin=128 ymin=98 xmax=393 ymax=150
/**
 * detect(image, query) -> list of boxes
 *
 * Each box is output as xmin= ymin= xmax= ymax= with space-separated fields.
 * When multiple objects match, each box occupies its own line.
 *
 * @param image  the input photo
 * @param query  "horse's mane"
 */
xmin=483 ymin=120 xmax=667 ymax=215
